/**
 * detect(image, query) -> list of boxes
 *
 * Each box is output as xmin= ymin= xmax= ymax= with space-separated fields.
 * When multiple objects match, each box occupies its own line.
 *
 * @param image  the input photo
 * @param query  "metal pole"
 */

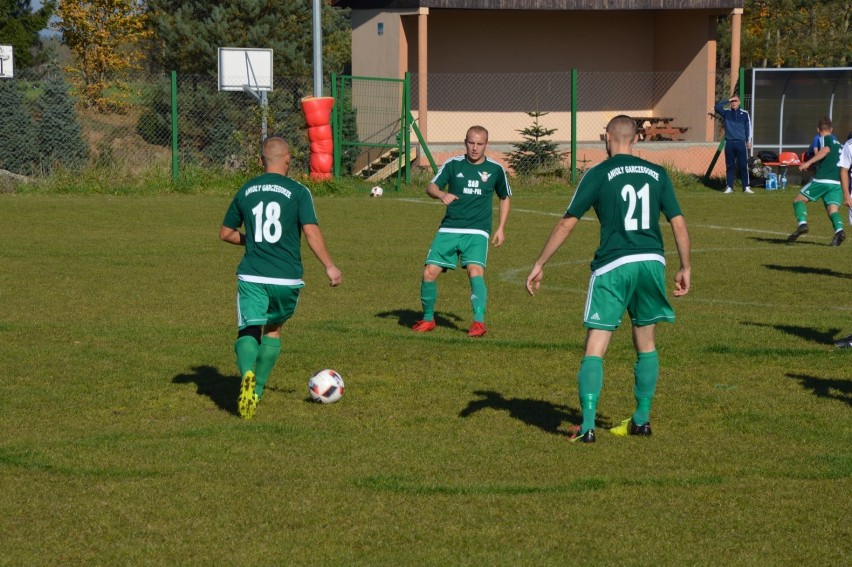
xmin=171 ymin=71 xmax=178 ymax=183
xmin=313 ymin=0 xmax=322 ymax=97
xmin=261 ymin=91 xmax=268 ymax=141
xmin=571 ymin=68 xmax=578 ymax=185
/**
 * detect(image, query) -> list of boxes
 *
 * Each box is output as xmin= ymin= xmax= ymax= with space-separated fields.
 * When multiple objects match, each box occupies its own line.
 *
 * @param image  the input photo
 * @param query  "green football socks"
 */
xmin=469 ymin=276 xmax=487 ymax=323
xmin=793 ymin=201 xmax=808 ymax=224
xmin=632 ymin=350 xmax=659 ymax=426
xmin=829 ymin=211 xmax=843 ymax=232
xmin=420 ymin=280 xmax=437 ymax=321
xmin=234 ymin=335 xmax=259 ymax=378
xmin=254 ymin=336 xmax=281 ymax=398
xmin=578 ymin=356 xmax=603 ymax=433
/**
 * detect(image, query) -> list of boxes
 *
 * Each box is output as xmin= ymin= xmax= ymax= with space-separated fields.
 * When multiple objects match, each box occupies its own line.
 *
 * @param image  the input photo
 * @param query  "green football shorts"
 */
xmin=800 ymin=180 xmax=843 ymax=207
xmin=424 ymin=229 xmax=489 ymax=269
xmin=236 ymin=280 xmax=302 ymax=330
xmin=583 ymin=260 xmax=674 ymax=330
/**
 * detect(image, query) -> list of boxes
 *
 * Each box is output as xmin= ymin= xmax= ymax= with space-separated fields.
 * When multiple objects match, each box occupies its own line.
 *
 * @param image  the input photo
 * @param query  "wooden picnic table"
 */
xmin=630 ymin=117 xmax=688 ymax=141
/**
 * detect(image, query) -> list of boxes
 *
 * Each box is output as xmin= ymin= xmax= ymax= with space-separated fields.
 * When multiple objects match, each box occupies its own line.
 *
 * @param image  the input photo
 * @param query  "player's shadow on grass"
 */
xmin=749 ymin=236 xmax=822 ymax=246
xmin=788 ymin=373 xmax=852 ymax=407
xmin=743 ymin=321 xmax=842 ymax=345
xmin=459 ymin=390 xmax=612 ymax=436
xmin=172 ymin=365 xmax=239 ymax=415
xmin=764 ymin=264 xmax=852 ymax=279
xmin=375 ymin=308 xmax=463 ymax=330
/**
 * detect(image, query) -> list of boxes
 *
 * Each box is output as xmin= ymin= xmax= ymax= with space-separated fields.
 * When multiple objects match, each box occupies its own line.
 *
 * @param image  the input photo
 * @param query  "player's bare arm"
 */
xmin=491 ymin=197 xmax=510 ymax=247
xmin=303 ymin=224 xmax=342 ymax=287
xmin=525 ymin=215 xmax=580 ymax=296
xmin=799 ymin=145 xmax=829 ymax=171
xmin=670 ymin=215 xmax=691 ymax=297
xmin=219 ymin=225 xmax=245 ymax=246
xmin=841 ymin=167 xmax=852 ymax=208
xmin=426 ymin=182 xmax=457 ymax=205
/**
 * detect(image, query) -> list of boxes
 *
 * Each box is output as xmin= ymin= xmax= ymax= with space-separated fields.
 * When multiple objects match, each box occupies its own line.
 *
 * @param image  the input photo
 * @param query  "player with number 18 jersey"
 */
xmin=222 ymin=172 xmax=319 ymax=285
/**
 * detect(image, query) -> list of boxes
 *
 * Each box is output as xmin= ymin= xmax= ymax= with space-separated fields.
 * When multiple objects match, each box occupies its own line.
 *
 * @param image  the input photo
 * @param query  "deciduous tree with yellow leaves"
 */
xmin=52 ymin=0 xmax=151 ymax=111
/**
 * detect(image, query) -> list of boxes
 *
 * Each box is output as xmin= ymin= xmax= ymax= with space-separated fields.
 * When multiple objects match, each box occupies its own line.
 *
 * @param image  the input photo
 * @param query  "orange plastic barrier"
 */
xmin=301 ymin=96 xmax=335 ymax=180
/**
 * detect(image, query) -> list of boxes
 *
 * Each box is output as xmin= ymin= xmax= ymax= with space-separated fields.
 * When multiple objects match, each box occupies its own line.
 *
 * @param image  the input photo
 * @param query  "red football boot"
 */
xmin=412 ymin=319 xmax=436 ymax=333
xmin=467 ymin=322 xmax=487 ymax=337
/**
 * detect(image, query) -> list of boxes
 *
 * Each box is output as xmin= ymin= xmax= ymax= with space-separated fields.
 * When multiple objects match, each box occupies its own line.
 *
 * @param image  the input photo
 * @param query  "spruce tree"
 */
xmin=145 ymin=1 xmax=351 ymax=78
xmin=505 ymin=111 xmax=564 ymax=176
xmin=36 ymin=70 xmax=88 ymax=172
xmin=0 ymin=79 xmax=39 ymax=175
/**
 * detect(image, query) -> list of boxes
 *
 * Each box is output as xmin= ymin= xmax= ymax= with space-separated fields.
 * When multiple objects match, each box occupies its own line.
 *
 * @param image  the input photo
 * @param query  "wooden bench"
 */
xmin=644 ymin=125 xmax=689 ymax=141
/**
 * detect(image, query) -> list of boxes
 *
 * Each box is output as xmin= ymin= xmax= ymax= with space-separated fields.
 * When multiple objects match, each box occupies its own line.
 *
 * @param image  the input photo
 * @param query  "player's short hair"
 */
xmin=262 ymin=136 xmax=290 ymax=162
xmin=606 ymin=114 xmax=637 ymax=142
xmin=466 ymin=125 xmax=489 ymax=142
xmin=818 ymin=117 xmax=832 ymax=131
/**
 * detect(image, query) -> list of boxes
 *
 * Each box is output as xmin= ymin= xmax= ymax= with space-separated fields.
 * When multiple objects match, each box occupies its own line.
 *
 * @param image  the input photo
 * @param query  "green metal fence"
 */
xmin=1 ymin=67 xmax=738 ymax=189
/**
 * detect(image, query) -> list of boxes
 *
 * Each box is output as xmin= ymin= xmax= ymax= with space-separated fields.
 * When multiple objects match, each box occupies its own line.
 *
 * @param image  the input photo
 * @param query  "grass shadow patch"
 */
xmin=459 ymin=390 xmax=611 ymax=435
xmin=787 ymin=373 xmax=852 ymax=407
xmin=172 ymin=365 xmax=239 ymax=416
xmin=703 ymin=344 xmax=819 ymax=357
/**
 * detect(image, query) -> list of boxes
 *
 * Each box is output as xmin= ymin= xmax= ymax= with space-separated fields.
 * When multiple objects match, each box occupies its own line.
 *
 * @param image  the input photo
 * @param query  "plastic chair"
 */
xmin=778 ymin=151 xmax=801 ymax=165
xmin=761 ymin=151 xmax=801 ymax=189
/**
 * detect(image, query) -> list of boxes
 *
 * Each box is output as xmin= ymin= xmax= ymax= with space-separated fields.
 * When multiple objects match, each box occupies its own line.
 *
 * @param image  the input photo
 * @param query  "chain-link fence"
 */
xmin=1 ymin=67 xmax=734 ymax=187
xmin=415 ymin=70 xmax=732 ymax=179
xmin=0 ymin=68 xmax=318 ymax=183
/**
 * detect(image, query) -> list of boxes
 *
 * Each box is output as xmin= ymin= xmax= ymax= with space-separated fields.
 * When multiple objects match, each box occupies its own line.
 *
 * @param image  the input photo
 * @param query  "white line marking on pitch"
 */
xmin=396 ymin=198 xmax=791 ymax=236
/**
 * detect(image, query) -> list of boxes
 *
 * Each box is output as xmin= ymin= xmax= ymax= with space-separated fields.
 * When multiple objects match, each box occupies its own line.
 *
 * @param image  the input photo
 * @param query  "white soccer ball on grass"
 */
xmin=370 ymin=186 xmax=384 ymax=197
xmin=308 ymin=369 xmax=345 ymax=404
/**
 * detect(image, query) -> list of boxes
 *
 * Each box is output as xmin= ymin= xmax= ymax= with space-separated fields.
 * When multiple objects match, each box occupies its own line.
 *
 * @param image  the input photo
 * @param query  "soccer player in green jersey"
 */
xmin=788 ymin=117 xmax=846 ymax=246
xmin=220 ymin=136 xmax=342 ymax=419
xmin=525 ymin=115 xmax=691 ymax=443
xmin=412 ymin=125 xmax=512 ymax=337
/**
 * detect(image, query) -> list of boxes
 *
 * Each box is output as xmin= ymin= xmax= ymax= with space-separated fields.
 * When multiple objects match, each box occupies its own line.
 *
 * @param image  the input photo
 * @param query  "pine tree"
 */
xmin=0 ymin=79 xmax=39 ymax=175
xmin=36 ymin=69 xmax=88 ymax=172
xmin=505 ymin=111 xmax=564 ymax=176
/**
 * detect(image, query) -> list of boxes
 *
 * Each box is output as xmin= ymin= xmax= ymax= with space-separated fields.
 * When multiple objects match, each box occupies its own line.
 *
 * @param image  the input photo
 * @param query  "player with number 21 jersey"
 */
xmin=566 ymin=154 xmax=683 ymax=274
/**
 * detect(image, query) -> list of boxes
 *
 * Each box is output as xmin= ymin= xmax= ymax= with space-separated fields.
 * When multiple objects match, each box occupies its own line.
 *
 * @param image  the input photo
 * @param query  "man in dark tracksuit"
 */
xmin=715 ymin=95 xmax=752 ymax=194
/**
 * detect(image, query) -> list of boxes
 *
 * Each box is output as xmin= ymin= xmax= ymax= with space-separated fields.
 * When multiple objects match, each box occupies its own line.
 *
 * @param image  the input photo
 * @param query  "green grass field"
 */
xmin=1 ymin=183 xmax=850 ymax=565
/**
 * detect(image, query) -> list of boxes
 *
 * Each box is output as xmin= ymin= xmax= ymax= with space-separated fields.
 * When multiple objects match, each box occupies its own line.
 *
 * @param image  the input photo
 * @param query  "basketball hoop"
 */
xmin=0 ymin=45 xmax=14 ymax=78
xmin=218 ymin=47 xmax=273 ymax=139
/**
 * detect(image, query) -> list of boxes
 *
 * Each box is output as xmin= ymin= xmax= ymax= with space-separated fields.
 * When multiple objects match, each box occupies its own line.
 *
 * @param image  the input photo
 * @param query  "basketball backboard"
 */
xmin=0 ymin=45 xmax=14 ymax=79
xmin=217 ymin=47 xmax=273 ymax=92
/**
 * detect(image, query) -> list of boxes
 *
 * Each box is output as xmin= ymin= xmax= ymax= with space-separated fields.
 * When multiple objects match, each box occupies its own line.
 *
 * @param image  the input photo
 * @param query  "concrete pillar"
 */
xmin=418 ymin=7 xmax=428 ymax=166
xmin=730 ymin=8 xmax=742 ymax=95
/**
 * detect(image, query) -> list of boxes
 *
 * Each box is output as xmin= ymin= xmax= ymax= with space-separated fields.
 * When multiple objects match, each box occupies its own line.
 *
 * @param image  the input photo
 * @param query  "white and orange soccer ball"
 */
xmin=370 ymin=186 xmax=383 ymax=197
xmin=308 ymin=369 xmax=345 ymax=403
